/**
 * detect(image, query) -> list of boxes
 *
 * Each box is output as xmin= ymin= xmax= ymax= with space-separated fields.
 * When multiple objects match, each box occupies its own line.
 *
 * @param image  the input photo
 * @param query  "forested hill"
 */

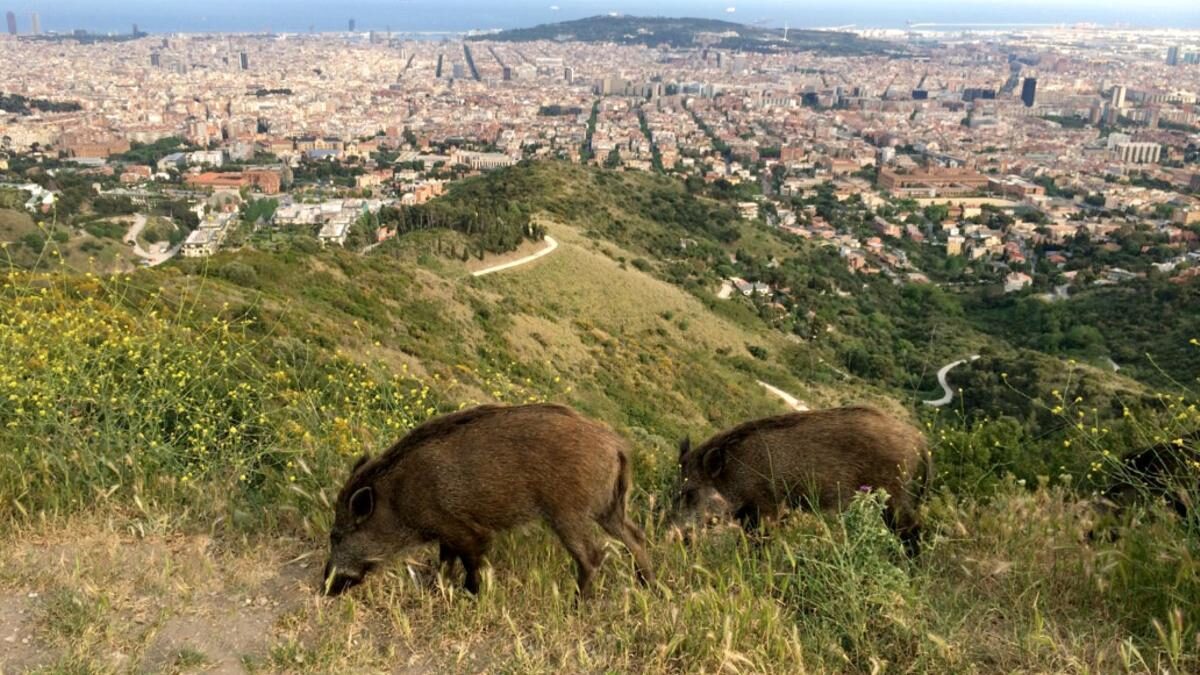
xmin=469 ymin=15 xmax=897 ymax=55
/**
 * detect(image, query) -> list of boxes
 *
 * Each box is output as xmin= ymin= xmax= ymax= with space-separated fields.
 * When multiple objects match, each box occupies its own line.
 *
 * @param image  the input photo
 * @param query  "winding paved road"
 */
xmin=471 ymin=235 xmax=559 ymax=277
xmin=757 ymin=381 xmax=810 ymax=411
xmin=924 ymin=355 xmax=980 ymax=407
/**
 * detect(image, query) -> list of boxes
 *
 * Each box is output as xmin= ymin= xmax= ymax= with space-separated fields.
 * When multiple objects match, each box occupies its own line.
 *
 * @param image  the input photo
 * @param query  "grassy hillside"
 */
xmin=0 ymin=208 xmax=39 ymax=242
xmin=0 ymin=162 xmax=1197 ymax=672
xmin=396 ymin=163 xmax=1152 ymax=435
xmin=1 ymin=207 xmax=141 ymax=274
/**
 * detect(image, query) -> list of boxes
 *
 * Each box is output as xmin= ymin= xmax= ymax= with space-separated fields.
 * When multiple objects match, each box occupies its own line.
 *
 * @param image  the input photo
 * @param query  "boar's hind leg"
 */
xmin=598 ymin=509 xmax=656 ymax=586
xmin=551 ymin=517 xmax=605 ymax=598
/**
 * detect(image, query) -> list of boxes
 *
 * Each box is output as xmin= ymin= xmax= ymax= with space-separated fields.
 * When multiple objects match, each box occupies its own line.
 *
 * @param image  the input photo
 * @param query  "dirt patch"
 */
xmin=141 ymin=600 xmax=278 ymax=674
xmin=140 ymin=557 xmax=312 ymax=672
xmin=0 ymin=526 xmax=321 ymax=674
xmin=0 ymin=592 xmax=51 ymax=673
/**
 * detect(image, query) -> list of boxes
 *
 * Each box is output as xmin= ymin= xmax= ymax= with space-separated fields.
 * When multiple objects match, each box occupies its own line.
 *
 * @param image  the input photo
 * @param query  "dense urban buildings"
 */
xmin=0 ymin=20 xmax=1197 ymax=285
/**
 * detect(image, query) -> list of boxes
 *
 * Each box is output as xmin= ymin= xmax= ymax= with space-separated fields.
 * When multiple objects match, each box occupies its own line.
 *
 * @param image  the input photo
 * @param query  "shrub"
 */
xmin=83 ymin=220 xmax=126 ymax=240
xmin=218 ymin=261 xmax=259 ymax=287
xmin=20 ymin=232 xmax=45 ymax=251
xmin=746 ymin=344 xmax=768 ymax=360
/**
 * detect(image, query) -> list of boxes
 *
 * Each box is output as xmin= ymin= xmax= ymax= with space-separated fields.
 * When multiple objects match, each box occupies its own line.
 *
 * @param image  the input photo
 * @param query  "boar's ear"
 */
xmin=349 ymin=486 xmax=374 ymax=521
xmin=701 ymin=446 xmax=726 ymax=479
xmin=678 ymin=437 xmax=691 ymax=462
xmin=351 ymin=453 xmax=370 ymax=473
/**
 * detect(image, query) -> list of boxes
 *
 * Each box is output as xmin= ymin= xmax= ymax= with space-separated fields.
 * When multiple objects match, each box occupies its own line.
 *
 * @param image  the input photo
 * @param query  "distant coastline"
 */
xmin=10 ymin=2 xmax=1200 ymax=36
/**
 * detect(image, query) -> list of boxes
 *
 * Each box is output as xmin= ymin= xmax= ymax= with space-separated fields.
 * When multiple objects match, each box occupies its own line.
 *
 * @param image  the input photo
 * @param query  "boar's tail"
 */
xmin=608 ymin=449 xmax=633 ymax=519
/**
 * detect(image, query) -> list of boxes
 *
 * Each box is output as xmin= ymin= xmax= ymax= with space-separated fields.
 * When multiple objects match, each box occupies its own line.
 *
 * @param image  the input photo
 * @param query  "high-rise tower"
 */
xmin=30 ymin=12 xmax=38 ymax=34
xmin=1111 ymin=85 xmax=1126 ymax=109
xmin=6 ymin=11 xmax=17 ymax=35
xmin=1020 ymin=77 xmax=1037 ymax=108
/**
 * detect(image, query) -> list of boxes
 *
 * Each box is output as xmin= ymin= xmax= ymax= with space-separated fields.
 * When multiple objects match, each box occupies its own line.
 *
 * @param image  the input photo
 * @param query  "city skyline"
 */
xmin=0 ymin=0 xmax=1198 ymax=34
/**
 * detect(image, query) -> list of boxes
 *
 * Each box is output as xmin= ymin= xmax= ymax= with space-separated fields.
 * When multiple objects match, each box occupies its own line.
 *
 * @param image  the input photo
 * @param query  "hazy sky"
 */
xmin=4 ymin=1 xmax=1198 ymax=32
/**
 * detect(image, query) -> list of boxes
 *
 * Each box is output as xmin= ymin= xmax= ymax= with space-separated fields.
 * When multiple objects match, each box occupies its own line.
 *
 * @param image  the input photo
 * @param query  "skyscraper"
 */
xmin=240 ymin=52 xmax=249 ymax=70
xmin=1167 ymin=46 xmax=1179 ymax=66
xmin=6 ymin=11 xmax=17 ymax=35
xmin=348 ymin=18 xmax=356 ymax=32
xmin=1111 ymin=85 xmax=1126 ymax=109
xmin=1020 ymin=77 xmax=1037 ymax=108
xmin=132 ymin=23 xmax=139 ymax=35
xmin=30 ymin=12 xmax=38 ymax=34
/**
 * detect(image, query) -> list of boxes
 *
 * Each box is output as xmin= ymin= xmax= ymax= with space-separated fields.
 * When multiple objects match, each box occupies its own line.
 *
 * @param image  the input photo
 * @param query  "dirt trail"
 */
xmin=470 ymin=236 xmax=559 ymax=277
xmin=757 ymin=380 xmax=810 ymax=411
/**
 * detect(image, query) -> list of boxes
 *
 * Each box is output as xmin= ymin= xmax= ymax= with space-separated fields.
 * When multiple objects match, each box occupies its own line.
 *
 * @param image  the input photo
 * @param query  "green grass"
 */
xmin=1 ymin=484 xmax=1195 ymax=672
xmin=172 ymin=647 xmax=209 ymax=670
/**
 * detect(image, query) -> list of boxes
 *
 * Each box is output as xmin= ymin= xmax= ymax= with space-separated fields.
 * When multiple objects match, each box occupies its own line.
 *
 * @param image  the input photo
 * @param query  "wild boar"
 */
xmin=1102 ymin=431 xmax=1198 ymax=517
xmin=671 ymin=406 xmax=931 ymax=555
xmin=323 ymin=403 xmax=654 ymax=597
xmin=1088 ymin=430 xmax=1198 ymax=540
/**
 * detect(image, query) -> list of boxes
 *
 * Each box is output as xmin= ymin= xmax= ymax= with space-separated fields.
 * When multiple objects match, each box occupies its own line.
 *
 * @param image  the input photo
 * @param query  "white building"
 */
xmin=318 ymin=214 xmax=354 ymax=246
xmin=1004 ymin=272 xmax=1033 ymax=293
xmin=187 ymin=150 xmax=225 ymax=167
xmin=1115 ymin=142 xmax=1161 ymax=164
xmin=179 ymin=213 xmax=234 ymax=257
xmin=452 ymin=150 xmax=517 ymax=171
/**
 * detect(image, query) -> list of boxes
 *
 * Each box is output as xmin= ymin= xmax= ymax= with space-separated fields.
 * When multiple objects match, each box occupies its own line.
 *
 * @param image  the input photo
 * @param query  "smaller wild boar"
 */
xmin=323 ymin=404 xmax=654 ymax=597
xmin=671 ymin=406 xmax=931 ymax=554
xmin=1089 ymin=430 xmax=1198 ymax=540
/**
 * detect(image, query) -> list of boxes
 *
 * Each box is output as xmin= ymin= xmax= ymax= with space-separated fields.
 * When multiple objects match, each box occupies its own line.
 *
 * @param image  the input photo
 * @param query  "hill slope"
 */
xmin=471 ymin=15 xmax=897 ymax=55
xmin=0 ymin=162 xmax=1196 ymax=672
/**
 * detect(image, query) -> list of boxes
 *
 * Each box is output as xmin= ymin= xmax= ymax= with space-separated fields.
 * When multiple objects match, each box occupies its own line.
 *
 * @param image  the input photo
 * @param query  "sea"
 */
xmin=12 ymin=0 xmax=1200 ymax=34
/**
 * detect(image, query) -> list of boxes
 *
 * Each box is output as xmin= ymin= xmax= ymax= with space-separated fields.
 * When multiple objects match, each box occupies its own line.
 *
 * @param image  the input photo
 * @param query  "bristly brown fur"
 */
xmin=345 ymin=403 xmax=579 ymax=492
xmin=684 ymin=406 xmax=884 ymax=464
xmin=326 ymin=403 xmax=654 ymax=597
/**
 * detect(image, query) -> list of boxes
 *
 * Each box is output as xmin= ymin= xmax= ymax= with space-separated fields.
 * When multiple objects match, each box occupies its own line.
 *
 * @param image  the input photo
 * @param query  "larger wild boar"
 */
xmin=323 ymin=404 xmax=654 ymax=597
xmin=671 ymin=406 xmax=931 ymax=554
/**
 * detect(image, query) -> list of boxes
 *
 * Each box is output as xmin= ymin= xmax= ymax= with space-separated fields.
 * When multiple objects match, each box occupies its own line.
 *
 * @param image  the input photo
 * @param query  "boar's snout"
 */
xmin=669 ymin=484 xmax=732 ymax=539
xmin=665 ymin=524 xmax=694 ymax=545
xmin=322 ymin=559 xmax=375 ymax=596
